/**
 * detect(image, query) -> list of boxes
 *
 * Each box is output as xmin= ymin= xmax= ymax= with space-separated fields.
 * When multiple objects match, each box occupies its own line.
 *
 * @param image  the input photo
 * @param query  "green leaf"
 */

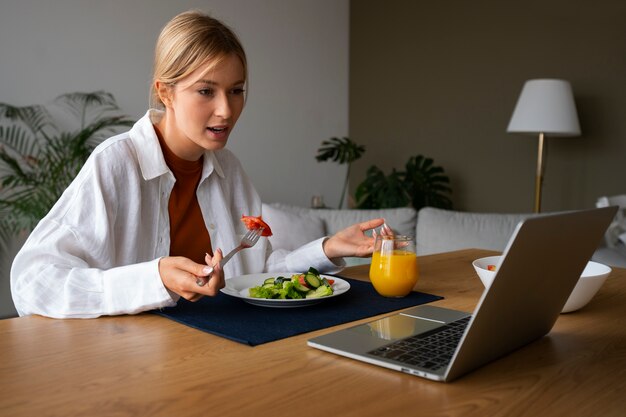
xmin=315 ymin=137 xmax=365 ymax=208
xmin=0 ymin=103 xmax=51 ymax=134
xmin=403 ymin=155 xmax=453 ymax=210
xmin=0 ymin=91 xmax=135 ymax=245
xmin=355 ymin=166 xmax=410 ymax=209
xmin=354 ymin=154 xmax=453 ymax=211
xmin=54 ymin=91 xmax=121 ymax=128
xmin=315 ymin=137 xmax=365 ymax=165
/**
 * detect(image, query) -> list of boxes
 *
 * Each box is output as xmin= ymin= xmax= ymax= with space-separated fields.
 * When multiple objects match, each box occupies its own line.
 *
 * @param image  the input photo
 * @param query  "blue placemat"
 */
xmin=152 ymin=278 xmax=443 ymax=346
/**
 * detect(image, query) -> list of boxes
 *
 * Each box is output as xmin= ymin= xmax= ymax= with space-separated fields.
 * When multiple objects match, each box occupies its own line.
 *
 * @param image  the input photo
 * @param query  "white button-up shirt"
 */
xmin=11 ymin=110 xmax=342 ymax=318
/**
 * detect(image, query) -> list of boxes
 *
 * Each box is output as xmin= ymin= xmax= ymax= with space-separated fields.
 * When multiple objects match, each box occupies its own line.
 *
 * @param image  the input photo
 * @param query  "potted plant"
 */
xmin=355 ymin=154 xmax=453 ymax=210
xmin=0 ymin=91 xmax=134 ymax=248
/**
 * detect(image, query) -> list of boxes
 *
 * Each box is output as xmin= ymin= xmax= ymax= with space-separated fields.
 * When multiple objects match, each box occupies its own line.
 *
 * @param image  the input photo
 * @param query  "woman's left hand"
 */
xmin=322 ymin=218 xmax=385 ymax=259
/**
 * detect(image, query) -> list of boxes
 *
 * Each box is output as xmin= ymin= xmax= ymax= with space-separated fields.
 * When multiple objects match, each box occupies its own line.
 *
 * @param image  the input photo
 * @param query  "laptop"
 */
xmin=308 ymin=207 xmax=617 ymax=382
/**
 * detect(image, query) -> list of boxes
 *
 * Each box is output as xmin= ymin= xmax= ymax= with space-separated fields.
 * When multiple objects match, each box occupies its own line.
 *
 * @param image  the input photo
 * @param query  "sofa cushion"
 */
xmin=263 ymin=203 xmax=417 ymax=238
xmin=416 ymin=207 xmax=536 ymax=255
xmin=261 ymin=204 xmax=326 ymax=251
xmin=262 ymin=203 xmax=417 ymax=266
xmin=592 ymin=245 xmax=626 ymax=268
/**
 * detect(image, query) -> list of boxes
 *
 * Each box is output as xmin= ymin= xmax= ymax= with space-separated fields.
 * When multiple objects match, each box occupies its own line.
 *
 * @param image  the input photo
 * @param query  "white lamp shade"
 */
xmin=507 ymin=79 xmax=581 ymax=137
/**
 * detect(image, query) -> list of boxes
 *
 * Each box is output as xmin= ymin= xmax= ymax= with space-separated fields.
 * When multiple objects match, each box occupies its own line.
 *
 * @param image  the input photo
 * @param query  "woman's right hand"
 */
xmin=158 ymin=250 xmax=224 ymax=302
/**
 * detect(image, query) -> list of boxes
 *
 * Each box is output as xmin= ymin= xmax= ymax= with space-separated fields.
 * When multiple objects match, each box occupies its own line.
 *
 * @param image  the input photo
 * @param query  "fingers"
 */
xmin=186 ymin=294 xmax=204 ymax=303
xmin=381 ymin=222 xmax=394 ymax=236
xmin=369 ymin=220 xmax=394 ymax=238
xmin=159 ymin=255 xmax=225 ymax=302
xmin=194 ymin=259 xmax=214 ymax=287
xmin=196 ymin=253 xmax=212 ymax=287
xmin=190 ymin=262 xmax=225 ymax=297
xmin=212 ymin=248 xmax=224 ymax=264
xmin=359 ymin=218 xmax=385 ymax=232
xmin=197 ymin=249 xmax=224 ymax=287
xmin=206 ymin=260 xmax=225 ymax=295
xmin=204 ymin=248 xmax=223 ymax=265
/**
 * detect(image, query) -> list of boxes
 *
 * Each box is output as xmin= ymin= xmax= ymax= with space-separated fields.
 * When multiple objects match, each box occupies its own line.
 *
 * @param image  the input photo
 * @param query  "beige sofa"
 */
xmin=261 ymin=203 xmax=626 ymax=268
xmin=261 ymin=204 xmax=535 ymax=264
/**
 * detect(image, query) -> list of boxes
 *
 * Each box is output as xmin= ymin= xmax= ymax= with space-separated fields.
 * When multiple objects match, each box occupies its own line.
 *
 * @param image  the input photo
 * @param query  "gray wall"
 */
xmin=0 ymin=0 xmax=349 ymax=207
xmin=350 ymin=0 xmax=626 ymax=213
xmin=0 ymin=0 xmax=349 ymax=317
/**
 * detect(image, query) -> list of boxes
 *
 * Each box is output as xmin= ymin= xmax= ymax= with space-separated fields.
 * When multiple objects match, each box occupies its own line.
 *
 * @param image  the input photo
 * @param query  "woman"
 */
xmin=10 ymin=10 xmax=383 ymax=318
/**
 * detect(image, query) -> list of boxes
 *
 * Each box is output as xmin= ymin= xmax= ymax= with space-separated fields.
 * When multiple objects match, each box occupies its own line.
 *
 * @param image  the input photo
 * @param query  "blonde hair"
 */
xmin=151 ymin=10 xmax=248 ymax=108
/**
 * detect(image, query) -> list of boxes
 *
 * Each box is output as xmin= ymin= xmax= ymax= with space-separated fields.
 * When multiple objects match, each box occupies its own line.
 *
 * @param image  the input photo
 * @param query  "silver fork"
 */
xmin=196 ymin=228 xmax=264 ymax=286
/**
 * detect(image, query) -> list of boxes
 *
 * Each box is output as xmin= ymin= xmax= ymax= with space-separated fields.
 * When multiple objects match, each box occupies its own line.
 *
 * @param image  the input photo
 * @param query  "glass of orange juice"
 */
xmin=369 ymin=235 xmax=419 ymax=297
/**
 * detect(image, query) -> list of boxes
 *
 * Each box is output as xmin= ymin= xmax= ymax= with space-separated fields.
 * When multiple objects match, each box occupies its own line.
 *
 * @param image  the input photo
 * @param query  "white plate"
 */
xmin=220 ymin=272 xmax=350 ymax=308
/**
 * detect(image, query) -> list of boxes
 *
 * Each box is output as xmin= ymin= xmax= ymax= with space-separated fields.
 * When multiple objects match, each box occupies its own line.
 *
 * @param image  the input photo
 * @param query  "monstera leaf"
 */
xmin=355 ymin=166 xmax=410 ymax=209
xmin=355 ymin=154 xmax=452 ymax=211
xmin=315 ymin=137 xmax=365 ymax=165
xmin=403 ymin=155 xmax=453 ymax=210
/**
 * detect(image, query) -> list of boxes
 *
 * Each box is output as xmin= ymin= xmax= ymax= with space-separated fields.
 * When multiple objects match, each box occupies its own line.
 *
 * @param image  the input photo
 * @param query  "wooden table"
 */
xmin=1 ymin=249 xmax=625 ymax=417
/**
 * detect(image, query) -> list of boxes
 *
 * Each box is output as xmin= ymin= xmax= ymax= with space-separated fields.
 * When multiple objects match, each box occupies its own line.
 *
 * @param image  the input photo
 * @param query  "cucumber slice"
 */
xmin=263 ymin=277 xmax=275 ymax=285
xmin=293 ymin=280 xmax=310 ymax=292
xmin=304 ymin=273 xmax=321 ymax=288
xmin=307 ymin=267 xmax=320 ymax=276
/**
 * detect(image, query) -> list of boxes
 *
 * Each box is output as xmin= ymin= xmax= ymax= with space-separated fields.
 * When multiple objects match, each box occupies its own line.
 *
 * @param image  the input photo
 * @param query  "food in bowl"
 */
xmin=471 ymin=256 xmax=501 ymax=288
xmin=472 ymin=256 xmax=611 ymax=313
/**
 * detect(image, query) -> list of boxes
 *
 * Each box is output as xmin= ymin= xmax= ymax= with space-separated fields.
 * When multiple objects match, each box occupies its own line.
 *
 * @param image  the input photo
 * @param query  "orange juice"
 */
xmin=370 ymin=250 xmax=419 ymax=297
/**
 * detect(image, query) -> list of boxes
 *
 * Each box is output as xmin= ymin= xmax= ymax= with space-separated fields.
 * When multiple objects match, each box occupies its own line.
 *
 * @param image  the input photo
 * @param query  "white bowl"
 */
xmin=472 ymin=256 xmax=502 ymax=288
xmin=472 ymin=256 xmax=611 ymax=313
xmin=562 ymin=262 xmax=612 ymax=313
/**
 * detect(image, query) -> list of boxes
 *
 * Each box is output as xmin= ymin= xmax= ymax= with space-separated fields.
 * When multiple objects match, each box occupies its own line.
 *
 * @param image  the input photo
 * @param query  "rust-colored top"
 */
xmin=156 ymin=129 xmax=212 ymax=264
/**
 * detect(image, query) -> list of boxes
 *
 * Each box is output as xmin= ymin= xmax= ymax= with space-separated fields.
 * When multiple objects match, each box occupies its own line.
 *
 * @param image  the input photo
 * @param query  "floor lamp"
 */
xmin=507 ymin=79 xmax=581 ymax=213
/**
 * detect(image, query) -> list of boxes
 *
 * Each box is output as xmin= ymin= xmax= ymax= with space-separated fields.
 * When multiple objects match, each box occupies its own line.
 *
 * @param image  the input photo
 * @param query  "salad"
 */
xmin=248 ymin=267 xmax=335 ymax=299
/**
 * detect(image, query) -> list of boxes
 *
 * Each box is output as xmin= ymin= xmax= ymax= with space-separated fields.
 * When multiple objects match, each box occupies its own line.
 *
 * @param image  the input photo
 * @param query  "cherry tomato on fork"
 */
xmin=241 ymin=215 xmax=273 ymax=236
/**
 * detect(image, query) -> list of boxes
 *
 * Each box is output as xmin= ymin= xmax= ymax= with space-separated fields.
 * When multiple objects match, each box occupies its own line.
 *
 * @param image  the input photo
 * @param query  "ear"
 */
xmin=155 ymin=80 xmax=173 ymax=108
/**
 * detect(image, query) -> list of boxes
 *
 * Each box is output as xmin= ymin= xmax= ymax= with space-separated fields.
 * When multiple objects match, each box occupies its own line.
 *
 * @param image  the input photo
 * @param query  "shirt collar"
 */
xmin=130 ymin=109 xmax=225 ymax=181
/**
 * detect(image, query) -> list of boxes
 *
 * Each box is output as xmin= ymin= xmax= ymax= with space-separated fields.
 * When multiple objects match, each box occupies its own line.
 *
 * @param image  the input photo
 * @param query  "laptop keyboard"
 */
xmin=368 ymin=316 xmax=471 ymax=372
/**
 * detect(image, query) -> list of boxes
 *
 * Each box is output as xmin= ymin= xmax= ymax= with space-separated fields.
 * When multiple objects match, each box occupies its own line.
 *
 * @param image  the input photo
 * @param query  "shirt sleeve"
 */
xmin=10 ymin=117 xmax=182 ymax=319
xmin=265 ymin=237 xmax=346 ymax=274
xmin=11 ymin=220 xmax=177 ymax=319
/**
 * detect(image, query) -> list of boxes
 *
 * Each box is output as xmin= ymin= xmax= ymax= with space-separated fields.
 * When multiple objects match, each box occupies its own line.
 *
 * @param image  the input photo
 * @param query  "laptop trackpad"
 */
xmin=350 ymin=314 xmax=444 ymax=342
